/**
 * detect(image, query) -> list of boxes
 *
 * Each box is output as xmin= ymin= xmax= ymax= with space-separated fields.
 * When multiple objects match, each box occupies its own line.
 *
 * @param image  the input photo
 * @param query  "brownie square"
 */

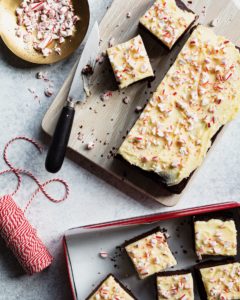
xmin=107 ymin=35 xmax=154 ymax=89
xmin=193 ymin=213 xmax=237 ymax=259
xmin=125 ymin=227 xmax=177 ymax=279
xmin=140 ymin=0 xmax=196 ymax=49
xmin=195 ymin=260 xmax=240 ymax=300
xmin=86 ymin=274 xmax=137 ymax=300
xmin=156 ymin=270 xmax=194 ymax=300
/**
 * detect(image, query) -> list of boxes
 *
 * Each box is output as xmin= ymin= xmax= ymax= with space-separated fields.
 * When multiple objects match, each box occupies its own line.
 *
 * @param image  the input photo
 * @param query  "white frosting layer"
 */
xmin=125 ymin=230 xmax=177 ymax=279
xmin=107 ymin=35 xmax=154 ymax=89
xmin=195 ymin=219 xmax=237 ymax=258
xmin=200 ymin=262 xmax=240 ymax=300
xmin=157 ymin=273 xmax=194 ymax=300
xmin=88 ymin=275 xmax=135 ymax=300
xmin=140 ymin=0 xmax=196 ymax=48
xmin=119 ymin=25 xmax=240 ymax=186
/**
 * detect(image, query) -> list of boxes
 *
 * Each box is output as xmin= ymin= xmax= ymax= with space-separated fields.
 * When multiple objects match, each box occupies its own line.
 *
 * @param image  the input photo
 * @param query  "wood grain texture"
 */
xmin=42 ymin=0 xmax=240 ymax=206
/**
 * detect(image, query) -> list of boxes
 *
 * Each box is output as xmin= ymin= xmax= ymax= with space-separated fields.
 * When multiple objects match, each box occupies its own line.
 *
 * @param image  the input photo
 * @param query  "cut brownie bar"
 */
xmin=125 ymin=227 xmax=177 ymax=279
xmin=86 ymin=274 xmax=137 ymax=300
xmin=156 ymin=270 xmax=194 ymax=300
xmin=196 ymin=261 xmax=240 ymax=300
xmin=194 ymin=214 xmax=237 ymax=259
xmin=140 ymin=0 xmax=196 ymax=49
xmin=107 ymin=35 xmax=154 ymax=89
xmin=119 ymin=25 xmax=240 ymax=187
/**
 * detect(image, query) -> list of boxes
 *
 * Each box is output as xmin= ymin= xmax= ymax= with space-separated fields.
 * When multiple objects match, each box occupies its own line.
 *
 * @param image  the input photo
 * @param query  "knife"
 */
xmin=45 ymin=22 xmax=100 ymax=173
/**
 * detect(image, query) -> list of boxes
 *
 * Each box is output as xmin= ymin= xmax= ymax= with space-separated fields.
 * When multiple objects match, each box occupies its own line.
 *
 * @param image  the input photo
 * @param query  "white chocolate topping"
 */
xmin=195 ymin=219 xmax=237 ymax=258
xmin=125 ymin=231 xmax=177 ymax=279
xmin=119 ymin=25 xmax=240 ymax=186
xmin=88 ymin=275 xmax=135 ymax=300
xmin=107 ymin=35 xmax=154 ymax=89
xmin=157 ymin=273 xmax=194 ymax=300
xmin=140 ymin=0 xmax=196 ymax=48
xmin=200 ymin=262 xmax=240 ymax=300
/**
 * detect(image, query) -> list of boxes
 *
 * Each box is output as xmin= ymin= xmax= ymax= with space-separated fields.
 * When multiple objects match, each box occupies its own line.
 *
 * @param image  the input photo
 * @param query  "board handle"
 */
xmin=45 ymin=103 xmax=75 ymax=173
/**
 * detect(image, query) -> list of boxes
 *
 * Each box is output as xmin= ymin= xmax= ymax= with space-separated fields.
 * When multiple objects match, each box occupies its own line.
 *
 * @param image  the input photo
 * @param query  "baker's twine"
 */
xmin=0 ymin=136 xmax=70 ymax=274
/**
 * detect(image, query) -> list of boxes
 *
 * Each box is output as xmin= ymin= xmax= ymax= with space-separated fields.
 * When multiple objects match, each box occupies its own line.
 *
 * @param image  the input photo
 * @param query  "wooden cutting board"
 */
xmin=42 ymin=0 xmax=240 ymax=206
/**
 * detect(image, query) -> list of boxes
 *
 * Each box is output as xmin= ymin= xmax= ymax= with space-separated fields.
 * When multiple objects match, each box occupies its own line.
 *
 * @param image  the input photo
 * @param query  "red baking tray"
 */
xmin=63 ymin=201 xmax=240 ymax=300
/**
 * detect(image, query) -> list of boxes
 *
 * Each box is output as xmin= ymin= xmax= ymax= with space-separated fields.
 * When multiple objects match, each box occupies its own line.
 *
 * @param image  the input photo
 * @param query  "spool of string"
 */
xmin=0 ymin=137 xmax=69 ymax=274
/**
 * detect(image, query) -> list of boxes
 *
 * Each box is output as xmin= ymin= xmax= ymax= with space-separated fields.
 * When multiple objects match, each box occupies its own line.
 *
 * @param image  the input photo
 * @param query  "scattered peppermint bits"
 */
xmin=126 ymin=12 xmax=132 ymax=18
xmin=209 ymin=18 xmax=219 ymax=27
xmin=100 ymin=91 xmax=113 ymax=102
xmin=122 ymin=96 xmax=130 ymax=104
xmin=82 ymin=64 xmax=94 ymax=76
xmin=28 ymin=87 xmax=40 ymax=103
xmin=99 ymin=251 xmax=108 ymax=259
xmin=135 ymin=106 xmax=143 ymax=113
xmin=86 ymin=142 xmax=95 ymax=150
xmin=108 ymin=37 xmax=115 ymax=48
xmin=96 ymin=52 xmax=105 ymax=64
xmin=15 ymin=0 xmax=80 ymax=56
xmin=44 ymin=87 xmax=54 ymax=97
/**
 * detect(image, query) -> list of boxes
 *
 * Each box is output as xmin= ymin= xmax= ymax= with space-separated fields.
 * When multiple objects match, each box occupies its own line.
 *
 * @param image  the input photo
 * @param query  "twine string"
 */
xmin=0 ymin=136 xmax=69 ymax=212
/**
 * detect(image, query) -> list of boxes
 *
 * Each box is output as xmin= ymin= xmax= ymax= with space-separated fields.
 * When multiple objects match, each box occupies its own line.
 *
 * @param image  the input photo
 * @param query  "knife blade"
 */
xmin=45 ymin=22 xmax=100 ymax=173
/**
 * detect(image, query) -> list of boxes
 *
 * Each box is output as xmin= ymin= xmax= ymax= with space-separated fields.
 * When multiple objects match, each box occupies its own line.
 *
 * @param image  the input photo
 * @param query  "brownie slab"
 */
xmin=125 ymin=227 xmax=177 ymax=279
xmin=118 ymin=25 xmax=240 ymax=187
xmin=140 ymin=0 xmax=196 ymax=49
xmin=193 ymin=213 xmax=237 ymax=259
xmin=107 ymin=35 xmax=154 ymax=89
xmin=86 ymin=274 xmax=137 ymax=300
xmin=156 ymin=270 xmax=194 ymax=300
xmin=196 ymin=261 xmax=240 ymax=300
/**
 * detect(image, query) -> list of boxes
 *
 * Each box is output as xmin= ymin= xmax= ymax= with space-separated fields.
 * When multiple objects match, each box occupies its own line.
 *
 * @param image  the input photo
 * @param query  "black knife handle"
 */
xmin=45 ymin=104 xmax=75 ymax=173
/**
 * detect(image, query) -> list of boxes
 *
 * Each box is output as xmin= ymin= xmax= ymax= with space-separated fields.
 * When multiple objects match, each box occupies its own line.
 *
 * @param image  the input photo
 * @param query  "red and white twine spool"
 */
xmin=0 ymin=137 xmax=69 ymax=274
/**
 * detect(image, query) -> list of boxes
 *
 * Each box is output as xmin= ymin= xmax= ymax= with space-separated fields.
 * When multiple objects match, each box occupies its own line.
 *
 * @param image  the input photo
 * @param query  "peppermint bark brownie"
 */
xmin=119 ymin=25 xmax=240 ymax=188
xmin=140 ymin=0 xmax=196 ymax=49
xmin=125 ymin=227 xmax=177 ymax=279
xmin=193 ymin=214 xmax=237 ymax=259
xmin=86 ymin=274 xmax=137 ymax=300
xmin=156 ymin=270 xmax=194 ymax=300
xmin=196 ymin=261 xmax=240 ymax=300
xmin=107 ymin=35 xmax=154 ymax=89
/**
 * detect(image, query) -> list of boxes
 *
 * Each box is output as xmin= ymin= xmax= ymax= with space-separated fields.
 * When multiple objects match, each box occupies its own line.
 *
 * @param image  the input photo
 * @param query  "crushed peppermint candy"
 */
xmin=99 ymin=251 xmax=108 ymax=259
xmin=135 ymin=106 xmax=143 ymax=113
xmin=209 ymin=18 xmax=219 ymax=27
xmin=15 ymin=0 xmax=80 ymax=56
xmin=36 ymin=71 xmax=46 ymax=79
xmin=122 ymin=96 xmax=130 ymax=104
xmin=82 ymin=64 xmax=94 ymax=76
xmin=100 ymin=91 xmax=113 ymax=101
xmin=108 ymin=37 xmax=115 ymax=48
xmin=86 ymin=142 xmax=95 ymax=150
xmin=44 ymin=87 xmax=54 ymax=97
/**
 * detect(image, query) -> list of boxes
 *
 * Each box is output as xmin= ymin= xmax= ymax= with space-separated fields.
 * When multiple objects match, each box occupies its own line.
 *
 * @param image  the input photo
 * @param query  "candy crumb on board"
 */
xmin=86 ymin=142 xmax=95 ymax=150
